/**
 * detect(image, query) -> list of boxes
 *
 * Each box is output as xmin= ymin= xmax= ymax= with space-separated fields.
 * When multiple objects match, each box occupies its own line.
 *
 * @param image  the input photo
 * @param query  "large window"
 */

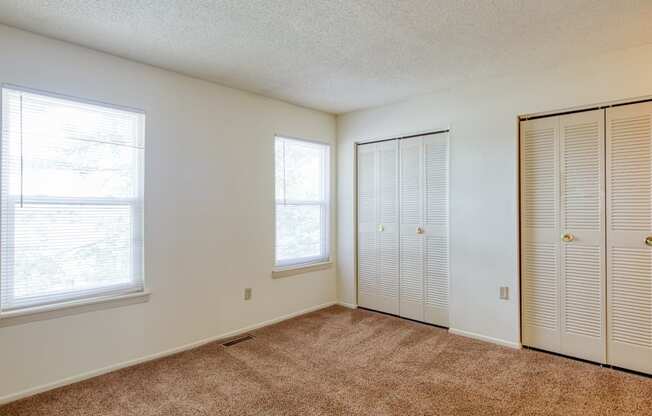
xmin=275 ymin=136 xmax=330 ymax=268
xmin=0 ymin=86 xmax=145 ymax=313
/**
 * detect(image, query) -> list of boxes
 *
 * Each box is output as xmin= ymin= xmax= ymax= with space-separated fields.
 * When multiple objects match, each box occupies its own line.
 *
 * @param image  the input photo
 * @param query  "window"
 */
xmin=275 ymin=136 xmax=330 ymax=268
xmin=0 ymin=86 xmax=145 ymax=313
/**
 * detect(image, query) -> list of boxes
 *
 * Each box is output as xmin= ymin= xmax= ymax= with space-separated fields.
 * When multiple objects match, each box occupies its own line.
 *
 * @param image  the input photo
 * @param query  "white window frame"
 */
xmin=0 ymin=85 xmax=146 ymax=317
xmin=274 ymin=135 xmax=331 ymax=271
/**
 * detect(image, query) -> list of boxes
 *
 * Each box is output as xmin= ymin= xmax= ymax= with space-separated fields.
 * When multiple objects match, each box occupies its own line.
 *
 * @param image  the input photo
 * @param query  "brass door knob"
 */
xmin=416 ymin=227 xmax=424 ymax=234
xmin=645 ymin=236 xmax=652 ymax=247
xmin=561 ymin=233 xmax=575 ymax=242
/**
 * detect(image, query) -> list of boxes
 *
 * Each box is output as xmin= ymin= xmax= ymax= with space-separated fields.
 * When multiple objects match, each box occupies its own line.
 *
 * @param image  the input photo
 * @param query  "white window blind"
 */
xmin=275 ymin=136 xmax=330 ymax=268
xmin=0 ymin=86 xmax=145 ymax=313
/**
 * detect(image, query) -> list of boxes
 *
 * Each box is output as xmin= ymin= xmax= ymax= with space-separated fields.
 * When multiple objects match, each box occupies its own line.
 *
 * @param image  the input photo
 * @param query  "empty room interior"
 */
xmin=1 ymin=1 xmax=652 ymax=415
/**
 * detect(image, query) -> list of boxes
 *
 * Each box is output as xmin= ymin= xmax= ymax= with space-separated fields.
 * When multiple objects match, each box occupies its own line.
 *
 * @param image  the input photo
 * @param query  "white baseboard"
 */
xmin=0 ymin=300 xmax=337 ymax=406
xmin=336 ymin=301 xmax=358 ymax=309
xmin=449 ymin=327 xmax=522 ymax=349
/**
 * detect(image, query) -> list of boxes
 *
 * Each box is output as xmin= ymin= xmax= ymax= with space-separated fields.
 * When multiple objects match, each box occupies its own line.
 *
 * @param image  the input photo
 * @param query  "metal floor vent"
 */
xmin=222 ymin=334 xmax=254 ymax=347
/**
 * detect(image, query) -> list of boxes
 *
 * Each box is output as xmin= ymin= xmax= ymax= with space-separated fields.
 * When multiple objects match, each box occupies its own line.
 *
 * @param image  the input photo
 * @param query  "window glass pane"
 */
xmin=283 ymin=140 xmax=324 ymax=201
xmin=5 ymin=92 xmax=142 ymax=199
xmin=20 ymin=137 xmax=139 ymax=199
xmin=12 ymin=204 xmax=134 ymax=303
xmin=276 ymin=204 xmax=322 ymax=262
xmin=20 ymin=91 xmax=142 ymax=147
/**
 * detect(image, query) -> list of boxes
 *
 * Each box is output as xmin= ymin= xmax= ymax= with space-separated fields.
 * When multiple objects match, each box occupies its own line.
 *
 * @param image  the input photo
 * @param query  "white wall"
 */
xmin=337 ymin=43 xmax=652 ymax=346
xmin=0 ymin=25 xmax=337 ymax=401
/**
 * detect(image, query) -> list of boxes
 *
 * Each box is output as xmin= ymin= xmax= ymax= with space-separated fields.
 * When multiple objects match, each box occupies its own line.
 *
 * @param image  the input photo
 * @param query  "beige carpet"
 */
xmin=2 ymin=306 xmax=651 ymax=415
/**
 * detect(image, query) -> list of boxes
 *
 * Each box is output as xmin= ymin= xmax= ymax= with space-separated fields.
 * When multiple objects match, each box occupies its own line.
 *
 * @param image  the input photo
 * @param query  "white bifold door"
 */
xmin=399 ymin=134 xmax=449 ymax=326
xmin=357 ymin=140 xmax=400 ymax=315
xmin=357 ymin=133 xmax=449 ymax=327
xmin=522 ymin=101 xmax=652 ymax=375
xmin=606 ymin=102 xmax=652 ymax=374
xmin=521 ymin=110 xmax=606 ymax=364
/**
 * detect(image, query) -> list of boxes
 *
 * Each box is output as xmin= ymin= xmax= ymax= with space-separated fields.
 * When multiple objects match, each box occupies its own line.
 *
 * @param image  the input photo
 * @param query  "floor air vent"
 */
xmin=222 ymin=334 xmax=254 ymax=347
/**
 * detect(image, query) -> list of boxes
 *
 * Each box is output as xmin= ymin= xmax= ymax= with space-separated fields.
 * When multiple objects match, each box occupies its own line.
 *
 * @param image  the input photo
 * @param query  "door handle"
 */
xmin=561 ymin=233 xmax=574 ymax=242
xmin=416 ymin=227 xmax=424 ymax=235
xmin=646 ymin=236 xmax=652 ymax=247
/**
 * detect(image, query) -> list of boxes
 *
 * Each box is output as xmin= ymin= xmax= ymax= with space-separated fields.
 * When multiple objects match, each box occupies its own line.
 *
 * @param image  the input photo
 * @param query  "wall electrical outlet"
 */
xmin=499 ymin=286 xmax=509 ymax=300
xmin=244 ymin=288 xmax=252 ymax=300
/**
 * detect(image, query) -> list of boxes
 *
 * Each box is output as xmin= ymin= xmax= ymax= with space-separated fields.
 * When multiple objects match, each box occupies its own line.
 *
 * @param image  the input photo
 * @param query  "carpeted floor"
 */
xmin=2 ymin=306 xmax=652 ymax=415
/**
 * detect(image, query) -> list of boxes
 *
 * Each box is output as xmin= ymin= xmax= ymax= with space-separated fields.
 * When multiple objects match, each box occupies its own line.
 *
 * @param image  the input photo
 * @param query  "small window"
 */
xmin=274 ymin=136 xmax=330 ymax=268
xmin=0 ymin=86 xmax=145 ymax=313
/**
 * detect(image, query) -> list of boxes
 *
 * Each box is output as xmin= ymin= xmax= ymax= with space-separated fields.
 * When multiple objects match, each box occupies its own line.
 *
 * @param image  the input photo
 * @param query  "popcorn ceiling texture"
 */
xmin=0 ymin=1 xmax=652 ymax=113
xmin=2 ymin=306 xmax=651 ymax=415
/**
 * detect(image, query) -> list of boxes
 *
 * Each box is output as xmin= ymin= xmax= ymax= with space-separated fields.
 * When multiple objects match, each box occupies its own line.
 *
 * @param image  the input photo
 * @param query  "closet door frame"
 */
xmin=355 ymin=129 xmax=450 ymax=328
xmin=519 ymin=95 xmax=652 ymax=372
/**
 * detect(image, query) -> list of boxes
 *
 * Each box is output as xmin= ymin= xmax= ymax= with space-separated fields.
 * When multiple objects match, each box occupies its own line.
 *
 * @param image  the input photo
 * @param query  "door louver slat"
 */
xmin=522 ymin=242 xmax=558 ymax=331
xmin=522 ymin=127 xmax=556 ymax=229
xmin=425 ymin=236 xmax=448 ymax=309
xmin=611 ymin=248 xmax=651 ymax=348
xmin=564 ymin=245 xmax=602 ymax=339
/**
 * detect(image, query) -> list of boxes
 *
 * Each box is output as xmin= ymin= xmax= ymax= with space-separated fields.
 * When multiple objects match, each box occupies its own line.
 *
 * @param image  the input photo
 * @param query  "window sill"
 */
xmin=0 ymin=290 xmax=151 ymax=327
xmin=272 ymin=261 xmax=332 ymax=279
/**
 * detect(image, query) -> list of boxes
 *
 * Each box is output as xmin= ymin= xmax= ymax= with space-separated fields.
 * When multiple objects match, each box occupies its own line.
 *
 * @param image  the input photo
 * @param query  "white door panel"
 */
xmin=607 ymin=102 xmax=652 ymax=374
xmin=559 ymin=110 xmax=606 ymax=363
xmin=521 ymin=116 xmax=562 ymax=353
xmin=378 ymin=140 xmax=400 ymax=314
xmin=357 ymin=141 xmax=400 ymax=315
xmin=357 ymin=143 xmax=380 ymax=311
xmin=398 ymin=133 xmax=449 ymax=325
xmin=423 ymin=133 xmax=449 ymax=326
xmin=399 ymin=137 xmax=424 ymax=321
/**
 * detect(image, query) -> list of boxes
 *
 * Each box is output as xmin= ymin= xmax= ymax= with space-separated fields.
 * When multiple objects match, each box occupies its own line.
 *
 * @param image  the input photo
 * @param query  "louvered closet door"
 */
xmin=399 ymin=137 xmax=425 ymax=321
xmin=357 ymin=141 xmax=400 ymax=315
xmin=521 ymin=116 xmax=561 ymax=353
xmin=398 ymin=133 xmax=450 ymax=324
xmin=607 ymin=103 xmax=652 ymax=374
xmin=377 ymin=140 xmax=400 ymax=314
xmin=559 ymin=110 xmax=606 ymax=363
xmin=422 ymin=133 xmax=450 ymax=326
xmin=357 ymin=143 xmax=380 ymax=311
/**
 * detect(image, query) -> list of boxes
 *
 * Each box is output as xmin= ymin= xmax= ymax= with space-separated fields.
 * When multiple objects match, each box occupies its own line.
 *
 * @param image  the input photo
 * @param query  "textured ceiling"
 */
xmin=1 ymin=1 xmax=652 ymax=114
